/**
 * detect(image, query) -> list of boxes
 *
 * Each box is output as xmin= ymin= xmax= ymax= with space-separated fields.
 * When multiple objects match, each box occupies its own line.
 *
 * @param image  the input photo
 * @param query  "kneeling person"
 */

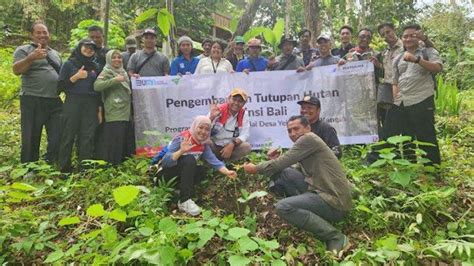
xmin=209 ymin=88 xmax=252 ymax=161
xmin=243 ymin=115 xmax=352 ymax=255
xmin=161 ymin=116 xmax=236 ymax=216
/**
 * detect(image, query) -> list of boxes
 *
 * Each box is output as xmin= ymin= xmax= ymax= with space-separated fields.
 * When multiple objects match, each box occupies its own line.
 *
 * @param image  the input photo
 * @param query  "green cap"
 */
xmin=234 ymin=36 xmax=245 ymax=44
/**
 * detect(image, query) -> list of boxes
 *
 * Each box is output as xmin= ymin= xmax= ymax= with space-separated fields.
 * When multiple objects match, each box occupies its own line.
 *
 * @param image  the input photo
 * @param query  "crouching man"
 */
xmin=243 ymin=115 xmax=352 ymax=255
xmin=209 ymin=88 xmax=252 ymax=161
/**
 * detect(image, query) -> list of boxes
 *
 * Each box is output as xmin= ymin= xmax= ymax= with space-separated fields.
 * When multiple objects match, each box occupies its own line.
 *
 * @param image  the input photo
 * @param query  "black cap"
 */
xmin=278 ymin=36 xmax=297 ymax=49
xmin=80 ymin=38 xmax=98 ymax=49
xmin=297 ymin=95 xmax=321 ymax=108
xmin=142 ymin=28 xmax=157 ymax=36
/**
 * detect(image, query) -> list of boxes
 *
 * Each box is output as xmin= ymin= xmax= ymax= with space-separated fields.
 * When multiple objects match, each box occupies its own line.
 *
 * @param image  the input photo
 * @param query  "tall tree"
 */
xmin=234 ymin=0 xmax=263 ymax=37
xmin=303 ymin=0 xmax=320 ymax=47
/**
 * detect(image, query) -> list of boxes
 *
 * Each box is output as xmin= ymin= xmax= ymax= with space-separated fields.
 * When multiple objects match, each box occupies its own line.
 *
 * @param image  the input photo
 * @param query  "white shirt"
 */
xmin=195 ymin=57 xmax=233 ymax=74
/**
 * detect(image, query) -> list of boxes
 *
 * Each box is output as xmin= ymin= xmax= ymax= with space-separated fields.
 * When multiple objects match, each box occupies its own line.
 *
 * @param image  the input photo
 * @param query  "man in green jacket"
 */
xmin=243 ymin=115 xmax=352 ymax=255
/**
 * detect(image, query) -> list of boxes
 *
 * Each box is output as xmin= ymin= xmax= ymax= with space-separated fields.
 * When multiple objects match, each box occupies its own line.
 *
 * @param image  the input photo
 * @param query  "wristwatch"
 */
xmin=415 ymin=56 xmax=421 ymax=64
xmin=232 ymin=138 xmax=239 ymax=145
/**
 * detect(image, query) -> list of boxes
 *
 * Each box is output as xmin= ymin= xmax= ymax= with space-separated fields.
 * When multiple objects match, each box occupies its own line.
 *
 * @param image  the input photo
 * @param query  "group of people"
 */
xmin=13 ymin=20 xmax=443 ymax=256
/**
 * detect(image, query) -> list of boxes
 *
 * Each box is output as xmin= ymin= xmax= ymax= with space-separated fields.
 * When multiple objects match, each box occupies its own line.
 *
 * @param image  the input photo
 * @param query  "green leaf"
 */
xmin=10 ymin=168 xmax=29 ymax=179
xmin=65 ymin=243 xmax=82 ymax=257
xmin=109 ymin=208 xmax=127 ymax=222
xmin=112 ymin=185 xmax=139 ymax=206
xmin=228 ymin=255 xmax=251 ymax=266
xmin=139 ymin=227 xmax=154 ymax=236
xmin=159 ymin=217 xmax=177 ymax=234
xmin=86 ymin=204 xmax=106 ymax=217
xmin=102 ymin=224 xmax=118 ymax=247
xmin=228 ymin=227 xmax=250 ymax=239
xmin=230 ymin=17 xmax=239 ymax=33
xmin=243 ymin=27 xmax=267 ymax=42
xmin=135 ymin=8 xmax=158 ymax=24
xmin=387 ymin=135 xmax=412 ymax=144
xmin=389 ymin=171 xmax=412 ymax=187
xmin=379 ymin=153 xmax=396 ymax=160
xmin=272 ymin=19 xmax=285 ymax=46
xmin=197 ymin=228 xmax=215 ymax=248
xmin=258 ymin=238 xmax=279 ymax=250
xmin=110 ymin=239 xmax=132 ymax=263
xmin=7 ymin=191 xmax=33 ymax=201
xmin=262 ymin=28 xmax=276 ymax=48
xmin=58 ymin=216 xmax=80 ymax=226
xmin=11 ymin=182 xmax=37 ymax=191
xmin=272 ymin=259 xmax=286 ymax=266
xmin=238 ymin=237 xmax=259 ymax=252
xmin=370 ymin=159 xmax=386 ymax=168
xmin=374 ymin=235 xmax=398 ymax=250
xmin=447 ymin=222 xmax=458 ymax=231
xmin=44 ymin=250 xmax=64 ymax=263
xmin=157 ymin=8 xmax=172 ymax=37
xmin=0 ymin=165 xmax=13 ymax=173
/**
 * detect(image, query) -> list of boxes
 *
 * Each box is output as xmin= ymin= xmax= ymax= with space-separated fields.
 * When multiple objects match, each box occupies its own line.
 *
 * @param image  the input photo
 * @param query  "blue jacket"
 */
xmin=236 ymin=56 xmax=268 ymax=72
xmin=170 ymin=55 xmax=200 ymax=75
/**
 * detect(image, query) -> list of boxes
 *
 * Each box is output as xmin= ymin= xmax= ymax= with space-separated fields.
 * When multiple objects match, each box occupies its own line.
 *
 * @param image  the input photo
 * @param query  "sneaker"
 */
xmin=178 ymin=199 xmax=201 ymax=216
xmin=326 ymin=234 xmax=351 ymax=257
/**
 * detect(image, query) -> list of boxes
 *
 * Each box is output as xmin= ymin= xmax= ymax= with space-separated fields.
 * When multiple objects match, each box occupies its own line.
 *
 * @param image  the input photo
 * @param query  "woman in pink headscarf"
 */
xmin=160 ymin=115 xmax=236 ymax=216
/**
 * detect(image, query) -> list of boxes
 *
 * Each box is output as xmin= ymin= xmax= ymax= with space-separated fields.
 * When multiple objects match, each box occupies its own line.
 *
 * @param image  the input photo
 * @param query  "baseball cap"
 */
xmin=142 ymin=28 xmax=157 ymax=36
xmin=234 ymin=36 xmax=245 ymax=44
xmin=80 ymin=38 xmax=98 ymax=49
xmin=125 ymin=37 xmax=137 ymax=48
xmin=230 ymin=88 xmax=248 ymax=102
xmin=316 ymin=34 xmax=331 ymax=43
xmin=279 ymin=36 xmax=298 ymax=49
xmin=297 ymin=95 xmax=321 ymax=107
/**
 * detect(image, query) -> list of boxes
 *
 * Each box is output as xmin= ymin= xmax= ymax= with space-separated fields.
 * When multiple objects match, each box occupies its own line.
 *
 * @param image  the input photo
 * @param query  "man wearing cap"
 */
xmin=122 ymin=36 xmax=137 ymax=68
xmin=88 ymin=25 xmax=109 ymax=72
xmin=226 ymin=36 xmax=246 ymax=70
xmin=243 ymin=115 xmax=352 ymax=256
xmin=332 ymin=25 xmax=354 ymax=59
xmin=13 ymin=21 xmax=62 ymax=165
xmin=298 ymin=96 xmax=342 ymax=158
xmin=236 ymin=38 xmax=268 ymax=73
xmin=306 ymin=35 xmax=340 ymax=70
xmin=127 ymin=28 xmax=170 ymax=77
xmin=269 ymin=36 xmax=305 ymax=72
xmin=198 ymin=38 xmax=212 ymax=59
xmin=209 ymin=88 xmax=252 ymax=161
xmin=170 ymin=36 xmax=199 ymax=75
xmin=293 ymin=29 xmax=319 ymax=67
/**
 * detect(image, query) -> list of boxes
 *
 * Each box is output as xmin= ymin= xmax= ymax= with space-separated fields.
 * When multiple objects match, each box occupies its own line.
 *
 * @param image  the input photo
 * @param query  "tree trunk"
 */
xmin=345 ymin=0 xmax=353 ymax=25
xmin=234 ymin=0 xmax=263 ymax=37
xmin=303 ymin=0 xmax=320 ymax=47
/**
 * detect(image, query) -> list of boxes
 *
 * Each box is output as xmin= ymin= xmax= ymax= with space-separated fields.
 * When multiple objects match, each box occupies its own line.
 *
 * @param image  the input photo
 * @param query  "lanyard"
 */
xmin=211 ymin=59 xmax=220 ymax=73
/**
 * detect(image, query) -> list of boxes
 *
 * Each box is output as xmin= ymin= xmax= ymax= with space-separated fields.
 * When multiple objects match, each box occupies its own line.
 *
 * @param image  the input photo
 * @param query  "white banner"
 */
xmin=132 ymin=61 xmax=378 ymax=152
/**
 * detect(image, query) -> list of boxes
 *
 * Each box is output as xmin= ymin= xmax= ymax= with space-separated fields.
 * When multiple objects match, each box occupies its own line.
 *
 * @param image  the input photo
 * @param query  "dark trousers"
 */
xmin=94 ymin=122 xmax=105 ymax=160
xmin=58 ymin=95 xmax=99 ymax=172
xmin=382 ymin=96 xmax=441 ymax=164
xmin=125 ymin=120 xmax=136 ymax=157
xmin=104 ymin=121 xmax=129 ymax=165
xmin=161 ymin=155 xmax=206 ymax=202
xmin=20 ymin=95 xmax=62 ymax=163
xmin=272 ymin=168 xmax=348 ymax=243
